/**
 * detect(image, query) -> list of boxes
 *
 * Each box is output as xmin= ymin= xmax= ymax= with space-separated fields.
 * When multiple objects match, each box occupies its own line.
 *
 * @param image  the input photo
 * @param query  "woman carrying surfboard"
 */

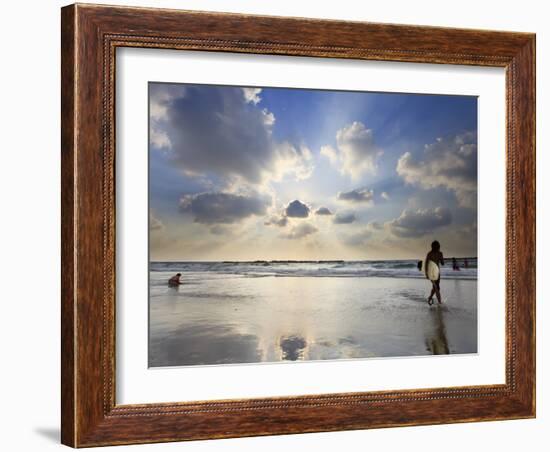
xmin=425 ymin=240 xmax=445 ymax=306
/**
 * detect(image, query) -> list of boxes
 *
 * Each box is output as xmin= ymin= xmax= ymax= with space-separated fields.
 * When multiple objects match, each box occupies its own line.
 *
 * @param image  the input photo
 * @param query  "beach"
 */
xmin=149 ymin=261 xmax=477 ymax=367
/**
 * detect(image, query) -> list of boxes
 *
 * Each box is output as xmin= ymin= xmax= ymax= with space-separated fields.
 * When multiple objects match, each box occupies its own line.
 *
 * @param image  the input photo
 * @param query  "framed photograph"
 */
xmin=61 ymin=3 xmax=536 ymax=447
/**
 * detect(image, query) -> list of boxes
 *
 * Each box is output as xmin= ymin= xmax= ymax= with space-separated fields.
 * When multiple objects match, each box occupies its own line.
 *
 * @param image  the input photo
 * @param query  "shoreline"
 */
xmin=151 ymin=272 xmax=478 ymax=280
xmin=150 ymin=258 xmax=479 ymax=263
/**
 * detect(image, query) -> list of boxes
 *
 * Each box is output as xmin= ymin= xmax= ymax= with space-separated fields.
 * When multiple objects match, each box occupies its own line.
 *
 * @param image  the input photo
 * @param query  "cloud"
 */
xmin=272 ymin=142 xmax=314 ymax=181
xmin=281 ymin=223 xmax=318 ymax=239
xmin=341 ymin=220 xmax=384 ymax=247
xmin=333 ymin=211 xmax=357 ymax=224
xmin=150 ymin=128 xmax=171 ymax=149
xmin=264 ymin=215 xmax=288 ymax=227
xmin=321 ymin=121 xmax=383 ymax=180
xmin=396 ymin=132 xmax=477 ymax=208
xmin=342 ymin=229 xmax=372 ymax=247
xmin=149 ymin=83 xmax=313 ymax=186
xmin=179 ymin=192 xmax=270 ymax=224
xmin=149 ymin=84 xmax=188 ymax=149
xmin=285 ymin=200 xmax=310 ymax=218
xmin=454 ymin=221 xmax=477 ymax=240
xmin=149 ymin=84 xmax=187 ymax=122
xmin=209 ymin=225 xmax=231 ymax=235
xmin=315 ymin=207 xmax=333 ymax=216
xmin=337 ymin=188 xmax=374 ymax=204
xmin=367 ymin=221 xmax=383 ymax=230
xmin=320 ymin=145 xmax=338 ymax=165
xmin=241 ymin=87 xmax=262 ymax=105
xmin=387 ymin=207 xmax=452 ymax=238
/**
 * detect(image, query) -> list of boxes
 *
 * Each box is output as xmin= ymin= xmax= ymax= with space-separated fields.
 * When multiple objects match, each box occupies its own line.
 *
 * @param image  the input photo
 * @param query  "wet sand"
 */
xmin=149 ymin=275 xmax=477 ymax=367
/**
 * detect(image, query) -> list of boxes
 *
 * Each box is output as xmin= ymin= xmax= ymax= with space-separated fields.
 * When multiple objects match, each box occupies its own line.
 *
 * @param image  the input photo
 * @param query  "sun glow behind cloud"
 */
xmin=149 ymin=83 xmax=478 ymax=261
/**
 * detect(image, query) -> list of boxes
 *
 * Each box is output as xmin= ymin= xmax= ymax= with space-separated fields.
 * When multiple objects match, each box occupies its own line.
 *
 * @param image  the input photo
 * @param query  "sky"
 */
xmin=149 ymin=82 xmax=477 ymax=261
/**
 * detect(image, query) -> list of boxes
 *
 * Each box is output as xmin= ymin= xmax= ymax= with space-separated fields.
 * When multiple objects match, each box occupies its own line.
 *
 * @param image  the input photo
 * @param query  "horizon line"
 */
xmin=150 ymin=257 xmax=478 ymax=263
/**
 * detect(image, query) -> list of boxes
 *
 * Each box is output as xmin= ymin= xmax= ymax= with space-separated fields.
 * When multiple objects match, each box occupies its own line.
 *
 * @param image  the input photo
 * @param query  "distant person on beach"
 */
xmin=168 ymin=273 xmax=182 ymax=287
xmin=452 ymin=257 xmax=460 ymax=271
xmin=426 ymin=241 xmax=444 ymax=305
xmin=464 ymin=259 xmax=469 ymax=268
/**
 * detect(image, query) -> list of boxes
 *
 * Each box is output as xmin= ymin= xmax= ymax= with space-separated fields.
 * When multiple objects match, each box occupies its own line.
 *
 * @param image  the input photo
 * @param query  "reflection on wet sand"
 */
xmin=425 ymin=307 xmax=450 ymax=355
xmin=149 ymin=324 xmax=261 ymax=367
xmin=280 ymin=335 xmax=307 ymax=361
xmin=149 ymin=275 xmax=477 ymax=367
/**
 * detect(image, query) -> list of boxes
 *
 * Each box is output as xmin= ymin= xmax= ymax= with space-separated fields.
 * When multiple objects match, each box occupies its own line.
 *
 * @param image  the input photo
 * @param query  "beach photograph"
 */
xmin=148 ymin=82 xmax=478 ymax=367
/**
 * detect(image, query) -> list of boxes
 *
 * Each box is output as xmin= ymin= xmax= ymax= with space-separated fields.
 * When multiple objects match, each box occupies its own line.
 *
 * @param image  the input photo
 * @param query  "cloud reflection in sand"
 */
xmin=149 ymin=274 xmax=476 ymax=367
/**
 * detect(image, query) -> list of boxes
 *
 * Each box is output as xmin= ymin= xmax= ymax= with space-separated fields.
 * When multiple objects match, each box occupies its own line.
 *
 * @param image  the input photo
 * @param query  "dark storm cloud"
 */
xmin=333 ymin=211 xmax=357 ymax=224
xmin=337 ymin=188 xmax=374 ymax=203
xmin=153 ymin=85 xmax=270 ymax=183
xmin=150 ymin=84 xmax=312 ymax=185
xmin=388 ymin=207 xmax=452 ymax=238
xmin=285 ymin=200 xmax=310 ymax=218
xmin=179 ymin=192 xmax=270 ymax=224
xmin=281 ymin=223 xmax=318 ymax=240
xmin=315 ymin=207 xmax=333 ymax=216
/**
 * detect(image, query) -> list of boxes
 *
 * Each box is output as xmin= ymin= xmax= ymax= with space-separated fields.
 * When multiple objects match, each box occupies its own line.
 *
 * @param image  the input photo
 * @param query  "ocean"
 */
xmin=150 ymin=258 xmax=478 ymax=280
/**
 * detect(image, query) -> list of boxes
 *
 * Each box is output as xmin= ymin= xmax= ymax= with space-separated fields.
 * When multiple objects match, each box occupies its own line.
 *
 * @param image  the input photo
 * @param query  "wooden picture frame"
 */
xmin=61 ymin=3 xmax=535 ymax=447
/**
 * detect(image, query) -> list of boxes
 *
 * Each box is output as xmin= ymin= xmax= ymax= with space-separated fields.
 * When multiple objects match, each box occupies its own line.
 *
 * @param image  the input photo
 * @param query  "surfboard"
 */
xmin=426 ymin=260 xmax=440 ymax=281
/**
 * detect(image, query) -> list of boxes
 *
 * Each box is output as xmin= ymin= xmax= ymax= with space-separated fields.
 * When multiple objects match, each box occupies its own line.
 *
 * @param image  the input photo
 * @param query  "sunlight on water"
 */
xmin=149 ymin=269 xmax=477 ymax=367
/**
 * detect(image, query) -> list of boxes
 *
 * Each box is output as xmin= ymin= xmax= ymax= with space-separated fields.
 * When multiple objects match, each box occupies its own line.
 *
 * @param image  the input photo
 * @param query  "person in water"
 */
xmin=168 ymin=273 xmax=182 ymax=287
xmin=426 ymin=240 xmax=444 ymax=305
xmin=452 ymin=257 xmax=460 ymax=271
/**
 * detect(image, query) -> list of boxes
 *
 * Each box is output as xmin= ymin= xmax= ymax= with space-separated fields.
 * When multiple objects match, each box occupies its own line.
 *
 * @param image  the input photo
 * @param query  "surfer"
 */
xmin=168 ymin=273 xmax=183 ymax=287
xmin=425 ymin=241 xmax=444 ymax=305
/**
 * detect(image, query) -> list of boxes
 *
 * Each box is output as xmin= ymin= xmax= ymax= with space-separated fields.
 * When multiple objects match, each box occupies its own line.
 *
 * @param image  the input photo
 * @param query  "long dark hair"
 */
xmin=431 ymin=240 xmax=441 ymax=252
